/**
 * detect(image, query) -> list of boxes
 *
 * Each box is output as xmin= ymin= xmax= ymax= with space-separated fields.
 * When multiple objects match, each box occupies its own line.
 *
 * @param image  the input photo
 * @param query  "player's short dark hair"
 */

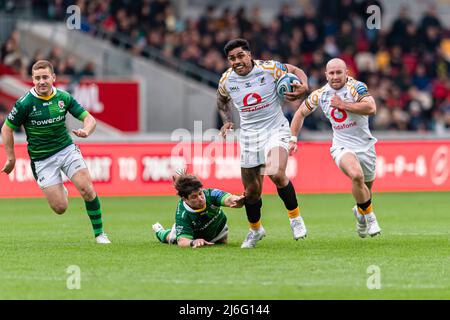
xmin=173 ymin=173 xmax=203 ymax=199
xmin=32 ymin=60 xmax=54 ymax=74
xmin=224 ymin=38 xmax=251 ymax=56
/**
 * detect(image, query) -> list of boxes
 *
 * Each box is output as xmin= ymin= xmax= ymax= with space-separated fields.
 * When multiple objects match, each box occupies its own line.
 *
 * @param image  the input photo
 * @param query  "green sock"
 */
xmin=156 ymin=229 xmax=171 ymax=243
xmin=85 ymin=196 xmax=103 ymax=237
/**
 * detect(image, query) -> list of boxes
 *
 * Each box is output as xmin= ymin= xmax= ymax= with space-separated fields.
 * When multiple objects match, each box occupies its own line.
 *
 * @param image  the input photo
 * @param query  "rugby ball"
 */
xmin=276 ymin=73 xmax=301 ymax=99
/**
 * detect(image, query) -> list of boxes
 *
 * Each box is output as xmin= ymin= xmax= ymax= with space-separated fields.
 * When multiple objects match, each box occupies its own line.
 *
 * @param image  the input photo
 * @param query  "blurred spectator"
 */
xmin=27 ymin=49 xmax=46 ymax=75
xmin=336 ymin=20 xmax=354 ymax=51
xmin=387 ymin=5 xmax=412 ymax=47
xmin=412 ymin=64 xmax=431 ymax=90
xmin=1 ymin=0 xmax=450 ymax=133
xmin=323 ymin=35 xmax=339 ymax=58
xmin=277 ymin=3 xmax=296 ymax=36
xmin=47 ymin=46 xmax=63 ymax=73
xmin=79 ymin=61 xmax=96 ymax=77
xmin=419 ymin=5 xmax=442 ymax=32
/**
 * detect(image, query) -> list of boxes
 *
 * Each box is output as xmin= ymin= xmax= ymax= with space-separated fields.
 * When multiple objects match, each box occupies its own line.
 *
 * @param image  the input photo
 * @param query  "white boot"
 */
xmin=289 ymin=216 xmax=307 ymax=240
xmin=241 ymin=227 xmax=266 ymax=248
xmin=352 ymin=206 xmax=367 ymax=238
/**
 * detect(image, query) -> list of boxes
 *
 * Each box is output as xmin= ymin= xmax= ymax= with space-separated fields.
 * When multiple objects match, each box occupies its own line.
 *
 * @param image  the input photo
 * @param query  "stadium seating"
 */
xmin=1 ymin=0 xmax=449 ymax=132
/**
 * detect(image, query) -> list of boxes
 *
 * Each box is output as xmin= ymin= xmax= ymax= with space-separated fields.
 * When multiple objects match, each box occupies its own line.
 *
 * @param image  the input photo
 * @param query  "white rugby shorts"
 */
xmin=330 ymin=144 xmax=377 ymax=182
xmin=239 ymin=123 xmax=290 ymax=168
xmin=32 ymin=144 xmax=87 ymax=189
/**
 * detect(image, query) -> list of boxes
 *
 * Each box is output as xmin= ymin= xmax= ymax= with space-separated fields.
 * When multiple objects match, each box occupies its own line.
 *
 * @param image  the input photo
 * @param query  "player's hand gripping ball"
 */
xmin=276 ymin=72 xmax=301 ymax=100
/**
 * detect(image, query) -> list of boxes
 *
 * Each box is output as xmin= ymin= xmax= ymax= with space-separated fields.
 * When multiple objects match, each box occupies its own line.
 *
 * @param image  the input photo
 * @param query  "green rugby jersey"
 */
xmin=175 ymin=188 xmax=231 ymax=241
xmin=5 ymin=87 xmax=88 ymax=161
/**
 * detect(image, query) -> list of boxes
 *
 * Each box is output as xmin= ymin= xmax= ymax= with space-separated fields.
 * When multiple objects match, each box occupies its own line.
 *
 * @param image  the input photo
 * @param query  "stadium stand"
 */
xmin=1 ymin=0 xmax=450 ymax=132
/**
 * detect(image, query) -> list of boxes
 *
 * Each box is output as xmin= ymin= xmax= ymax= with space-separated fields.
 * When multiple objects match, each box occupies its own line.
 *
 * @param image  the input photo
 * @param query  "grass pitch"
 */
xmin=0 ymin=192 xmax=448 ymax=299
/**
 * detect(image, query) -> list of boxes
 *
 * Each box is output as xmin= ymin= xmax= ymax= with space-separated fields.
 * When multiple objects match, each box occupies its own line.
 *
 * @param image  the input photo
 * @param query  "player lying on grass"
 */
xmin=152 ymin=172 xmax=245 ymax=248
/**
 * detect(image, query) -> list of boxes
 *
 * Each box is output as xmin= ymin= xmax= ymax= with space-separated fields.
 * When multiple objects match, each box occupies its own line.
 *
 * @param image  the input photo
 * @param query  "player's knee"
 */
xmin=245 ymin=187 xmax=261 ymax=202
xmin=270 ymin=173 xmax=288 ymax=188
xmin=79 ymin=185 xmax=95 ymax=201
xmin=350 ymin=171 xmax=365 ymax=184
xmin=245 ymin=193 xmax=261 ymax=204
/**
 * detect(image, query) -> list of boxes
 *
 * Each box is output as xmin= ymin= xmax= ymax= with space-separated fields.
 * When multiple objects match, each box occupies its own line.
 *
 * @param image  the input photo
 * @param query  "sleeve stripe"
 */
xmin=176 ymin=234 xmax=193 ymax=240
xmin=220 ymin=193 xmax=232 ymax=206
xmin=260 ymin=64 xmax=276 ymax=70
xmin=78 ymin=111 xmax=89 ymax=121
xmin=19 ymin=93 xmax=30 ymax=103
xmin=218 ymin=87 xmax=229 ymax=98
xmin=357 ymin=93 xmax=371 ymax=102
xmin=305 ymin=100 xmax=313 ymax=111
xmin=5 ymin=118 xmax=19 ymax=129
xmin=219 ymin=69 xmax=232 ymax=84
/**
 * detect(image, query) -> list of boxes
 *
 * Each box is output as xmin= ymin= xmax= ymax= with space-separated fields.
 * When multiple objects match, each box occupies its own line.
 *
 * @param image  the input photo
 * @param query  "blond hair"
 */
xmin=32 ymin=60 xmax=54 ymax=74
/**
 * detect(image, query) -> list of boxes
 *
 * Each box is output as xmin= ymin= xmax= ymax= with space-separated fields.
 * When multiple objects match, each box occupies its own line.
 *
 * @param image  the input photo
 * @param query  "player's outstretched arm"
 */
xmin=217 ymin=91 xmax=234 ymax=139
xmin=178 ymin=237 xmax=214 ymax=248
xmin=224 ymin=194 xmax=245 ymax=208
xmin=1 ymin=124 xmax=16 ymax=174
xmin=289 ymin=102 xmax=314 ymax=155
xmin=72 ymin=113 xmax=96 ymax=138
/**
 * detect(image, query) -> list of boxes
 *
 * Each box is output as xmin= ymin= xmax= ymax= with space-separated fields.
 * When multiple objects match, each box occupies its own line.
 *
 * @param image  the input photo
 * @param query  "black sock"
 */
xmin=244 ymin=198 xmax=262 ymax=223
xmin=277 ymin=181 xmax=298 ymax=210
xmin=357 ymin=198 xmax=372 ymax=211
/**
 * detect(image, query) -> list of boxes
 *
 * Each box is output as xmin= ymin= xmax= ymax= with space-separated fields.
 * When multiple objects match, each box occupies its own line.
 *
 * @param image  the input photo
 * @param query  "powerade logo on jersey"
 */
xmin=30 ymin=115 xmax=66 ymax=126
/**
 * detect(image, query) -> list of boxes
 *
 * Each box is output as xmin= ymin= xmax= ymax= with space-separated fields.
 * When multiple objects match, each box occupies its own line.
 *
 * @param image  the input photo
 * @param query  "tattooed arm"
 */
xmin=217 ymin=91 xmax=234 ymax=139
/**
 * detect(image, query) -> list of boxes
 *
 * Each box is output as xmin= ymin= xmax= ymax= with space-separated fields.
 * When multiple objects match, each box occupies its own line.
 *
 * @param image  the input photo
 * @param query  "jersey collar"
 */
xmin=30 ymin=86 xmax=57 ymax=101
xmin=183 ymin=201 xmax=207 ymax=213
